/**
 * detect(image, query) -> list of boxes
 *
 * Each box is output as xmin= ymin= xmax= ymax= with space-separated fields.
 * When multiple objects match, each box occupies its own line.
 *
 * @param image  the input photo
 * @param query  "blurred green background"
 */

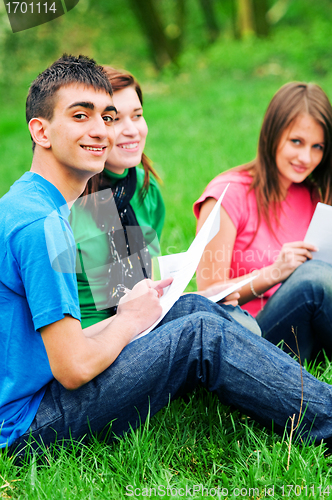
xmin=1 ymin=0 xmax=332 ymax=256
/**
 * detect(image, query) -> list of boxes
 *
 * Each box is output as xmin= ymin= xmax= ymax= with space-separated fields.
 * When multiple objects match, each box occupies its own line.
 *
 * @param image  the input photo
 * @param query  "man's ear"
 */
xmin=28 ymin=118 xmax=51 ymax=149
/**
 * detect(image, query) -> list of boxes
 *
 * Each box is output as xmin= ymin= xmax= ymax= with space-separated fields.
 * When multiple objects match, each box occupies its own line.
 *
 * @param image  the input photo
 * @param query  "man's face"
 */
xmin=44 ymin=84 xmax=116 ymax=179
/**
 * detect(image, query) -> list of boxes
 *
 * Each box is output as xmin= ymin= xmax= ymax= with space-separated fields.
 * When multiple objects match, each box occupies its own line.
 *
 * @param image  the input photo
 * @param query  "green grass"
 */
xmin=2 ymin=0 xmax=332 ymax=497
xmin=2 ymin=383 xmax=332 ymax=499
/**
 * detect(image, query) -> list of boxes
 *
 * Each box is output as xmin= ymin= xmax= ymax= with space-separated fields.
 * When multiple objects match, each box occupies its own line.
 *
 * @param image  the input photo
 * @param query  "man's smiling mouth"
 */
xmin=81 ymin=146 xmax=106 ymax=151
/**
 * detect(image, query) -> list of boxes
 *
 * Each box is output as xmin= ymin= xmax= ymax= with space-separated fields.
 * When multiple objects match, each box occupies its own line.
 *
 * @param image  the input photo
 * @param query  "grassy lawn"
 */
xmin=2 ymin=375 xmax=332 ymax=499
xmin=1 ymin=0 xmax=332 ymax=497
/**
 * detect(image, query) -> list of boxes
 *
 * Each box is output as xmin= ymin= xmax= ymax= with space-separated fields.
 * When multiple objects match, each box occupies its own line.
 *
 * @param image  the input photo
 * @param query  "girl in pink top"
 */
xmin=194 ymin=82 xmax=332 ymax=361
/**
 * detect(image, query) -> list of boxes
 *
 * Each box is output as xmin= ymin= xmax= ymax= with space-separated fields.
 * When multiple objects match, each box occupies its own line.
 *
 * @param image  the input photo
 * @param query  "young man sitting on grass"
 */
xmin=1 ymin=54 xmax=332 ymax=458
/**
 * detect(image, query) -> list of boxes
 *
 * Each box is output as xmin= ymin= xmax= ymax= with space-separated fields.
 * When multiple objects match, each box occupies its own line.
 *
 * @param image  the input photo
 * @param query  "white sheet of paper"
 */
xmin=207 ymin=274 xmax=257 ymax=303
xmin=304 ymin=202 xmax=332 ymax=265
xmin=131 ymin=184 xmax=229 ymax=341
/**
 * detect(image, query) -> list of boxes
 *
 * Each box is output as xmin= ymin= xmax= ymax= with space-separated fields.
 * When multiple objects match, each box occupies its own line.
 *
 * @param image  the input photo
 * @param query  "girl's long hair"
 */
xmin=238 ymin=82 xmax=332 ymax=235
xmin=81 ymin=66 xmax=161 ymax=200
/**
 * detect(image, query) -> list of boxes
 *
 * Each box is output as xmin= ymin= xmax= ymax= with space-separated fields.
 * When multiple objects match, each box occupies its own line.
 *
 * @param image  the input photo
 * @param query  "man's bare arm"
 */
xmin=41 ymin=278 xmax=172 ymax=390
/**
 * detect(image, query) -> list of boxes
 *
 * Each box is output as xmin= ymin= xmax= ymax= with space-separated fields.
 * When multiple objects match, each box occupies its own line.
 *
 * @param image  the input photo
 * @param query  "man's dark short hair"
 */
xmin=26 ymin=54 xmax=113 ymax=126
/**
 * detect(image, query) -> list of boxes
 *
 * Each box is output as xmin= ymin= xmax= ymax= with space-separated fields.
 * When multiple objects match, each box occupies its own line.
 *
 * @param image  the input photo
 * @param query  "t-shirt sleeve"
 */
xmin=193 ymin=175 xmax=249 ymax=232
xmin=11 ymin=215 xmax=81 ymax=331
xmin=147 ymin=176 xmax=165 ymax=242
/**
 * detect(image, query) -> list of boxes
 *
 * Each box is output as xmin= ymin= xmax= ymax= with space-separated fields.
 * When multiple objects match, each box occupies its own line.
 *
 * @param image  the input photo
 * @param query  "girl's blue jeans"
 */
xmin=257 ymin=260 xmax=332 ymax=362
xmin=11 ymin=290 xmax=332 ymax=456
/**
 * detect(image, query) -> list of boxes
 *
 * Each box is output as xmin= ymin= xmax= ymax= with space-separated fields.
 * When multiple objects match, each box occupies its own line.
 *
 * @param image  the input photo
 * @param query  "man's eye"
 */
xmin=103 ymin=115 xmax=115 ymax=123
xmin=74 ymin=113 xmax=87 ymax=120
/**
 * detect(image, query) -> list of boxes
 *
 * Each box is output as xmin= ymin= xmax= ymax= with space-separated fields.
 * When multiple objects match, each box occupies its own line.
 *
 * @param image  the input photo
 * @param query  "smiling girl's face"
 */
xmin=104 ymin=86 xmax=148 ymax=174
xmin=275 ymin=113 xmax=325 ymax=195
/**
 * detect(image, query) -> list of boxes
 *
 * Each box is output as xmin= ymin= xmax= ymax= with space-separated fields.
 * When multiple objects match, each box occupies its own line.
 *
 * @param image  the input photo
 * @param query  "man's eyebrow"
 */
xmin=68 ymin=101 xmax=95 ymax=110
xmin=105 ymin=105 xmax=117 ymax=114
xmin=67 ymin=102 xmax=117 ymax=114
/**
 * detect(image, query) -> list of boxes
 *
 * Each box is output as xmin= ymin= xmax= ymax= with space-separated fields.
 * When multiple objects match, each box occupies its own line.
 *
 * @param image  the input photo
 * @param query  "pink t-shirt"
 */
xmin=194 ymin=170 xmax=319 ymax=317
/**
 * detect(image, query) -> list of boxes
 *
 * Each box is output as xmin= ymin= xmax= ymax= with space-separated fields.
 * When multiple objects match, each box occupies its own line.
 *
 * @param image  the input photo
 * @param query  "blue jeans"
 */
xmin=11 ymin=294 xmax=332 ymax=455
xmin=226 ymin=304 xmax=262 ymax=336
xmin=257 ymin=260 xmax=332 ymax=362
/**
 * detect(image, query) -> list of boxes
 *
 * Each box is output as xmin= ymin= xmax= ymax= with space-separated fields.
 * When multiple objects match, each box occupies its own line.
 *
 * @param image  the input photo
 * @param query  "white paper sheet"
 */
xmin=132 ymin=184 xmax=229 ymax=340
xmin=304 ymin=202 xmax=332 ymax=265
xmin=207 ymin=274 xmax=257 ymax=303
